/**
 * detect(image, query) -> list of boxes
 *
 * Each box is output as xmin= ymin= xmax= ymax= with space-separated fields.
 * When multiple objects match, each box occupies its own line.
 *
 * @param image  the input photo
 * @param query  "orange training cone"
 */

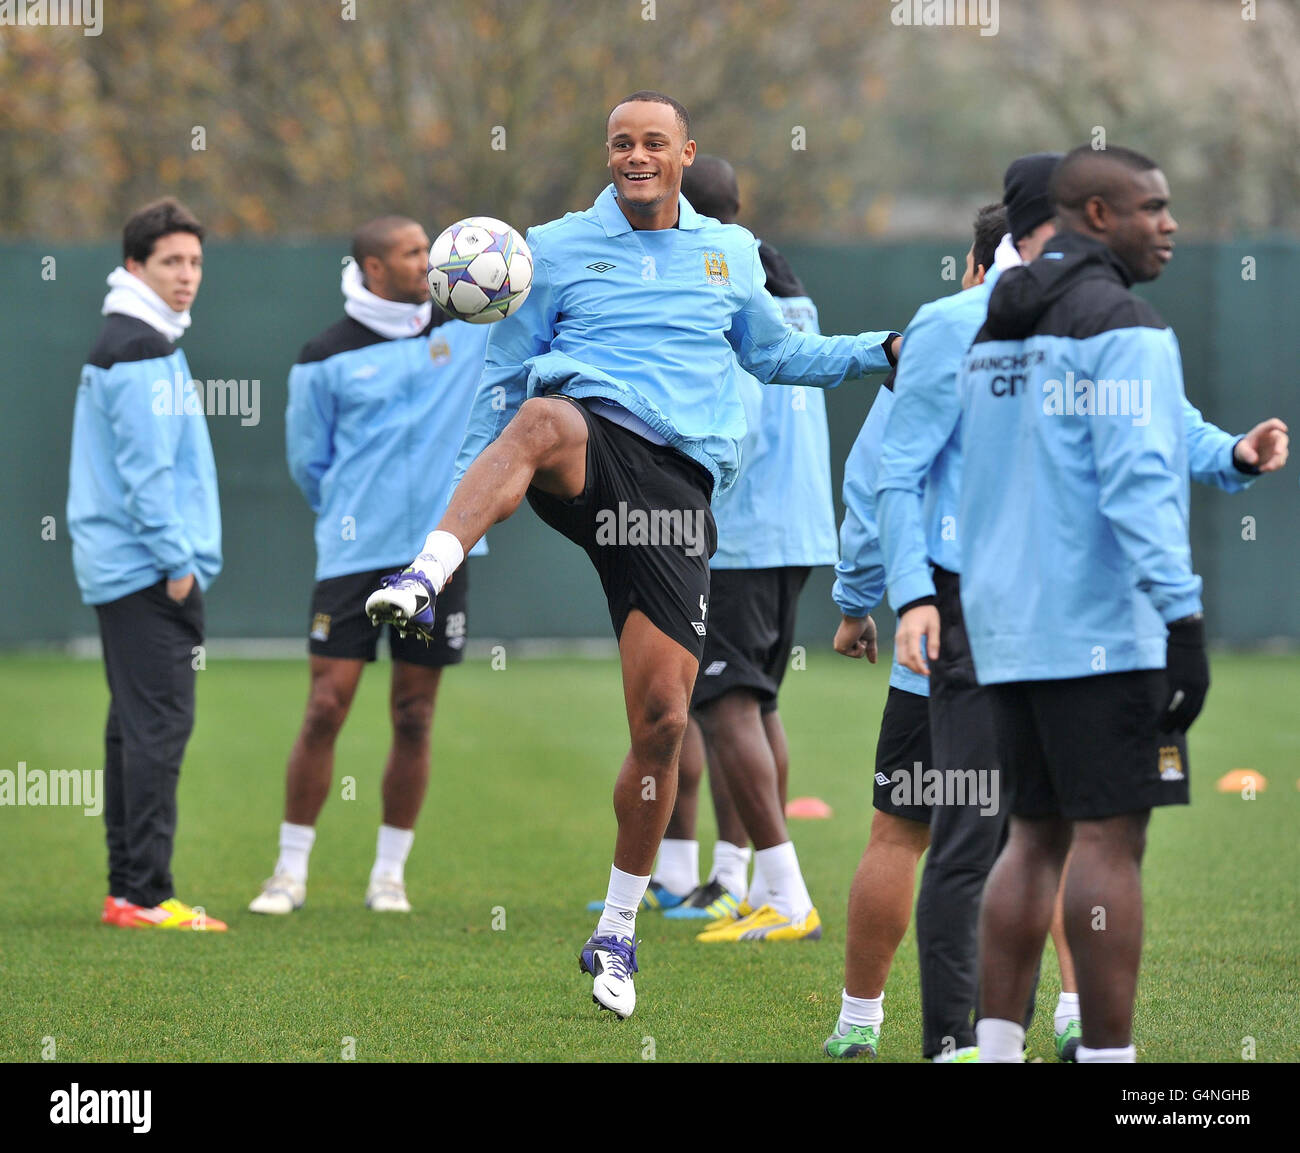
xmin=1216 ymin=769 xmax=1267 ymax=793
xmin=785 ymin=796 xmax=833 ymax=819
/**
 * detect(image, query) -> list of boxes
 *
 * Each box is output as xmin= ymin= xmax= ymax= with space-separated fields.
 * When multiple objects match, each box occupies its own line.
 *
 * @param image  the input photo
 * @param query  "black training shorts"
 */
xmin=526 ymin=398 xmax=717 ymax=660
xmin=872 ymin=684 xmax=934 ymax=824
xmin=691 ymin=566 xmax=811 ymax=714
xmin=308 ymin=565 xmax=469 ymax=668
xmin=989 ymin=669 xmax=1190 ymax=820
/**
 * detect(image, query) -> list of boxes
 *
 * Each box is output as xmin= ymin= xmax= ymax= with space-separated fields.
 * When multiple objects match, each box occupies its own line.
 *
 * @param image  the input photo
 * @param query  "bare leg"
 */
xmin=762 ymin=709 xmax=790 ymax=811
xmin=704 ymin=736 xmax=748 ymax=848
xmin=667 ymin=715 xmax=747 ymax=851
xmin=611 ymin=610 xmax=700 ymax=875
xmin=380 ymin=661 xmax=442 ymax=829
xmin=665 ymin=717 xmax=705 ymax=841
xmin=845 ymin=810 xmax=931 ymax=997
xmin=978 ymin=815 xmax=1072 ymax=1024
xmin=1064 ymin=812 xmax=1149 ymax=1048
xmin=435 ymin=397 xmax=590 ymax=553
xmin=696 ymin=689 xmax=787 ymax=850
xmin=1050 ymin=848 xmax=1078 ymax=993
xmin=284 ymin=656 xmax=365 ymax=826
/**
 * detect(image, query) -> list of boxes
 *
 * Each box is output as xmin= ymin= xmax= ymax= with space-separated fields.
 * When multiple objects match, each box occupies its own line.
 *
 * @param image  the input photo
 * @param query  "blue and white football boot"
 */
xmin=579 ymin=934 xmax=639 ymax=1019
xmin=365 ymin=559 xmax=439 ymax=641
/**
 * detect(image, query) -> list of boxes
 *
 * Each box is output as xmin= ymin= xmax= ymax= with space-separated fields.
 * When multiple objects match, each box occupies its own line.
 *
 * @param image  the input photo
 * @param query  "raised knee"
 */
xmin=512 ymin=397 xmax=568 ymax=454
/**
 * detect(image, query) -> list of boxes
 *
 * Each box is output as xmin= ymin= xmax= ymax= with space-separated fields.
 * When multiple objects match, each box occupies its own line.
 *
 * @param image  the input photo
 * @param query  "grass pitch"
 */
xmin=0 ymin=650 xmax=1295 ymax=1063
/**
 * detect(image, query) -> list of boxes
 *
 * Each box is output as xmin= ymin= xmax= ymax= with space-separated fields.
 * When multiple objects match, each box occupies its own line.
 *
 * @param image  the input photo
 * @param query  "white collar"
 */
xmin=341 ymin=260 xmax=433 ymax=340
xmin=993 ymin=232 xmax=1023 ymax=271
xmin=101 ymin=266 xmax=191 ymax=342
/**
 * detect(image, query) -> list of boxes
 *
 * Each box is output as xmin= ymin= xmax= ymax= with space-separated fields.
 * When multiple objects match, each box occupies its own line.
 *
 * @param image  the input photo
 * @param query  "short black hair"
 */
xmin=122 ymin=197 xmax=205 ymax=263
xmin=609 ymin=90 xmax=691 ymax=141
xmin=681 ymin=155 xmax=739 ymax=223
xmin=971 ymin=202 xmax=1006 ymax=276
xmin=1050 ymin=144 xmax=1159 ymax=214
xmin=351 ymin=215 xmax=421 ymax=267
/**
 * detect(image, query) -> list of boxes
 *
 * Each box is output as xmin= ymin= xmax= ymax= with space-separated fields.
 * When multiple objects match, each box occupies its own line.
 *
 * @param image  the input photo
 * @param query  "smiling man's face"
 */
xmin=606 ymin=100 xmax=696 ymax=230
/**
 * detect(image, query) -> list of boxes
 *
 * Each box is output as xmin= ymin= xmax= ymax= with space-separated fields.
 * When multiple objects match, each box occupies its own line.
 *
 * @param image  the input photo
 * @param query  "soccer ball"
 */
xmin=428 ymin=217 xmax=534 ymax=324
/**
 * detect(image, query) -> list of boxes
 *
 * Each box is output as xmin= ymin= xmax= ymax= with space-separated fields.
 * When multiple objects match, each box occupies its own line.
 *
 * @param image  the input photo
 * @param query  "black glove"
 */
xmin=1162 ymin=614 xmax=1209 ymax=732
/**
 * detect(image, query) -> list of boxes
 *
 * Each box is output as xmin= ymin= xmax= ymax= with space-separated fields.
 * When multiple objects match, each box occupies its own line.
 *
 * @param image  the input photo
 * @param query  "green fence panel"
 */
xmin=2 ymin=240 xmax=1293 ymax=647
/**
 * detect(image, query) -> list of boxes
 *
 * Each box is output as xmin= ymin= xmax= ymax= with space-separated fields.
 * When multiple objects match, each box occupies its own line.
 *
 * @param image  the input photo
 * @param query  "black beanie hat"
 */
xmin=1003 ymin=152 xmax=1064 ymax=243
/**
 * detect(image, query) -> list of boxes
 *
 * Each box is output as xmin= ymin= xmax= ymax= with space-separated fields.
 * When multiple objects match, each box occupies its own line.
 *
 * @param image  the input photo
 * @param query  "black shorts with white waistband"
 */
xmin=872 ymin=684 xmax=935 ymax=824
xmin=525 ymin=398 xmax=717 ymax=661
xmin=691 ymin=566 xmax=810 ymax=714
xmin=989 ymin=669 xmax=1190 ymax=820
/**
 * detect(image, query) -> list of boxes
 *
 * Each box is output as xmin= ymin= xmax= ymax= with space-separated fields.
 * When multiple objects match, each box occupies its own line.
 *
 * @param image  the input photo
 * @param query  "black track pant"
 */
xmin=95 ymin=580 xmax=204 ymax=908
xmin=915 ymin=567 xmax=1035 ymax=1057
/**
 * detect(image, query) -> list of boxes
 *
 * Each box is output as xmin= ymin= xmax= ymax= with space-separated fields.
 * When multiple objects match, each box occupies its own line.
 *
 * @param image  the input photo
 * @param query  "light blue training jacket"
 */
xmin=68 ymin=313 xmax=222 ymax=605
xmin=958 ymin=230 xmax=1250 ymax=683
xmin=876 ymin=271 xmax=1001 ymax=610
xmin=452 ymin=185 xmax=896 ymax=496
xmin=711 ymin=278 xmax=839 ymax=569
xmin=878 ymin=265 xmax=1252 ymax=615
xmin=834 ymin=379 xmax=931 ymax=697
xmin=287 ymin=316 xmax=489 ymax=581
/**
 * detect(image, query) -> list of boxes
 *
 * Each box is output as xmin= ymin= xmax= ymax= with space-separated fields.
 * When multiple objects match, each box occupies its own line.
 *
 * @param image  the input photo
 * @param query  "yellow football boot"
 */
xmin=696 ymin=903 xmax=821 ymax=942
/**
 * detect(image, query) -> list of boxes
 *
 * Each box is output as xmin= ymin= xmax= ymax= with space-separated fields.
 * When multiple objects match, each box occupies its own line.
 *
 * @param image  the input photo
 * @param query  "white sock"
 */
xmin=1055 ymin=990 xmax=1080 ymax=1033
xmin=747 ymin=855 xmax=770 ymax=908
xmin=976 ymin=1018 xmax=1025 ymax=1062
xmin=752 ymin=841 xmax=813 ymax=920
xmin=413 ymin=530 xmax=464 ymax=594
xmin=839 ymin=989 xmax=884 ymax=1030
xmin=709 ymin=840 xmax=751 ymax=897
xmin=596 ymin=864 xmax=648 ymax=942
xmin=651 ymin=839 xmax=698 ymax=896
xmin=1078 ymin=1044 xmax=1136 ymax=1063
xmin=274 ymin=821 xmax=316 ymax=881
xmin=370 ymin=824 xmax=414 ymax=884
